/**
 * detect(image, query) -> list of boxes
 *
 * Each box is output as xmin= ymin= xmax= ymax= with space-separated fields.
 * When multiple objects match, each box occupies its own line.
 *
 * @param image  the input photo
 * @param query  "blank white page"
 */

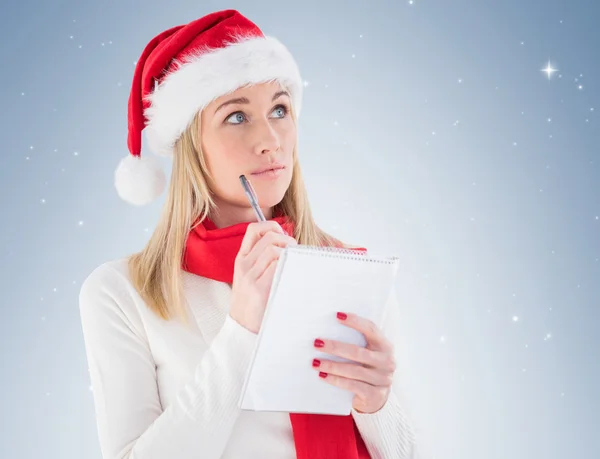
xmin=239 ymin=245 xmax=399 ymax=415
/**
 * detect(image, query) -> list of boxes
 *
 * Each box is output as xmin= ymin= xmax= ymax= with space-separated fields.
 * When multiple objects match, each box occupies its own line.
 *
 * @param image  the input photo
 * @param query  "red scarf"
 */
xmin=183 ymin=215 xmax=371 ymax=459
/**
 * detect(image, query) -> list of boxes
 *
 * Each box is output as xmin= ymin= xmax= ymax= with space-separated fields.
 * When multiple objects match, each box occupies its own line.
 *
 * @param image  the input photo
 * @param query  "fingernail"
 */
xmin=314 ymin=339 xmax=325 ymax=348
xmin=336 ymin=312 xmax=347 ymax=320
xmin=319 ymin=372 xmax=328 ymax=379
xmin=312 ymin=359 xmax=321 ymax=368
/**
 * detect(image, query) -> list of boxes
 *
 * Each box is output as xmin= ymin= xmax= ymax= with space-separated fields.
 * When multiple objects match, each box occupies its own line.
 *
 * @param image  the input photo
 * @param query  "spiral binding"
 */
xmin=287 ymin=244 xmax=398 ymax=264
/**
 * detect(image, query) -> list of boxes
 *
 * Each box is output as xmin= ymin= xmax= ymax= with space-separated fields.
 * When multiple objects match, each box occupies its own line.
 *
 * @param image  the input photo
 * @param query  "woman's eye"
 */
xmin=226 ymin=105 xmax=287 ymax=124
xmin=271 ymin=105 xmax=288 ymax=118
xmin=226 ymin=112 xmax=246 ymax=124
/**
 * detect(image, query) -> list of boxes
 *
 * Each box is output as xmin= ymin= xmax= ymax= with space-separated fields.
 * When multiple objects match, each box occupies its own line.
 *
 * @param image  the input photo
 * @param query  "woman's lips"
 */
xmin=250 ymin=165 xmax=285 ymax=179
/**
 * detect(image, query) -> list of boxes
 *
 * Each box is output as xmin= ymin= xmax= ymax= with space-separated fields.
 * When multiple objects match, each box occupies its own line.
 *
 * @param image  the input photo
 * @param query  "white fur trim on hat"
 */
xmin=143 ymin=35 xmax=303 ymax=157
xmin=114 ymin=154 xmax=166 ymax=206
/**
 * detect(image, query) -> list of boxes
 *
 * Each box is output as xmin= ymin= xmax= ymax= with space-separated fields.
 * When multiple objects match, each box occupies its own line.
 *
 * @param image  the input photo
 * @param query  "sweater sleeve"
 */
xmin=79 ymin=264 xmax=257 ymax=459
xmin=351 ymin=286 xmax=427 ymax=459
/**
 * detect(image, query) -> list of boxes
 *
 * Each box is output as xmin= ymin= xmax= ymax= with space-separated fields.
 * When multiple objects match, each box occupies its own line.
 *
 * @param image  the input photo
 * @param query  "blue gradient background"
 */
xmin=1 ymin=0 xmax=599 ymax=458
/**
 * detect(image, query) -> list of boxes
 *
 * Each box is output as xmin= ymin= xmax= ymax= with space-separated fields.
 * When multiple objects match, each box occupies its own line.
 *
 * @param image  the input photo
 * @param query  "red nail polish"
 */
xmin=312 ymin=359 xmax=321 ymax=368
xmin=319 ymin=372 xmax=328 ymax=378
xmin=336 ymin=312 xmax=347 ymax=320
xmin=314 ymin=339 xmax=325 ymax=348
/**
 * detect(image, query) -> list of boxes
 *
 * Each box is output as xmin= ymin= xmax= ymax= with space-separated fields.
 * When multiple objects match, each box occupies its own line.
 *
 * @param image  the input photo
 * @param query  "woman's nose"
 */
xmin=252 ymin=119 xmax=281 ymax=155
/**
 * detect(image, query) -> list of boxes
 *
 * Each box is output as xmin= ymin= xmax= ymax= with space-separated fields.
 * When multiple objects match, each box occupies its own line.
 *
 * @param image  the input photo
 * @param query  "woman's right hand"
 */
xmin=229 ymin=221 xmax=297 ymax=334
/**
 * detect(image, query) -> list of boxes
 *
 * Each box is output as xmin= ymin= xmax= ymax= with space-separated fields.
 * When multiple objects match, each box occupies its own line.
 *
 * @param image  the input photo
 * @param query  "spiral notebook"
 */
xmin=238 ymin=244 xmax=400 ymax=416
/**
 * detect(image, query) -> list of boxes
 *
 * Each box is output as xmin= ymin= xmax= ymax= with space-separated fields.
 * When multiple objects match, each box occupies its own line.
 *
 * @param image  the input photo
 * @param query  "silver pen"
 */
xmin=239 ymin=175 xmax=267 ymax=222
xmin=239 ymin=174 xmax=290 ymax=236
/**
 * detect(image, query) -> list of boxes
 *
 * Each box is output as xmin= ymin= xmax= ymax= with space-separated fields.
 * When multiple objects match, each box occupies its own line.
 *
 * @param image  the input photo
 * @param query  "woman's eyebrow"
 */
xmin=214 ymin=90 xmax=290 ymax=115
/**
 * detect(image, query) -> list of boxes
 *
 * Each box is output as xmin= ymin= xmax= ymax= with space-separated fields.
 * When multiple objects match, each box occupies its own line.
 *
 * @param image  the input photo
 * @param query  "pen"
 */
xmin=239 ymin=174 xmax=290 ymax=236
xmin=239 ymin=174 xmax=266 ymax=222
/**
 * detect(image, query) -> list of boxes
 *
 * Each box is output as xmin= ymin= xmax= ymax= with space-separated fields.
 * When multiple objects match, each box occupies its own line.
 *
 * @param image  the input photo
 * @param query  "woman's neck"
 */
xmin=208 ymin=201 xmax=274 ymax=228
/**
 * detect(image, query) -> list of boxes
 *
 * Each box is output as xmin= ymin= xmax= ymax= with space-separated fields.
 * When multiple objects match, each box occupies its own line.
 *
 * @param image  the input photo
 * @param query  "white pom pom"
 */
xmin=114 ymin=154 xmax=166 ymax=206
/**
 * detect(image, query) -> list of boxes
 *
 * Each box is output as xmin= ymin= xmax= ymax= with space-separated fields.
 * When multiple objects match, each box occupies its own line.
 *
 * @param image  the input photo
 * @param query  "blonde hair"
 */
xmin=128 ymin=107 xmax=343 ymax=322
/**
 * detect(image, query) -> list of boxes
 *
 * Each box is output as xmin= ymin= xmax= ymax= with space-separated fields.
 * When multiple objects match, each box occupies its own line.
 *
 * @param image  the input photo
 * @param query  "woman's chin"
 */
xmin=251 ymin=178 xmax=292 ymax=208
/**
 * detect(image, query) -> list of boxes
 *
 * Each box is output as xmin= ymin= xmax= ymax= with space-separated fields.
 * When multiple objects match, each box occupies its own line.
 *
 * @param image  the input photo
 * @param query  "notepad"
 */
xmin=238 ymin=244 xmax=400 ymax=416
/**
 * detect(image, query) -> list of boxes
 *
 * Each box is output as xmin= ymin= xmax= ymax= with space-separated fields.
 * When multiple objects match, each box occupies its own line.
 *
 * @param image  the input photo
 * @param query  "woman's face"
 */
xmin=200 ymin=81 xmax=296 ymax=224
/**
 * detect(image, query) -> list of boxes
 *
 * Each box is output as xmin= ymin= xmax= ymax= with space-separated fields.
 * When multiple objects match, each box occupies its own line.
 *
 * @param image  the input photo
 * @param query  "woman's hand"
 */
xmin=312 ymin=312 xmax=396 ymax=414
xmin=229 ymin=221 xmax=297 ymax=334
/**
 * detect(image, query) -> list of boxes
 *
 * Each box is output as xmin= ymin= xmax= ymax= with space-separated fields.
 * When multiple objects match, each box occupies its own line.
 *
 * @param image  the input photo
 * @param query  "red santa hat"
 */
xmin=115 ymin=9 xmax=303 ymax=205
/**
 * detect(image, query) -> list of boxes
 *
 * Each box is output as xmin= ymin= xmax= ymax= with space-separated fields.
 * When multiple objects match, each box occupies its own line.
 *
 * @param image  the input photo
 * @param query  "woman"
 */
xmin=79 ymin=9 xmax=420 ymax=459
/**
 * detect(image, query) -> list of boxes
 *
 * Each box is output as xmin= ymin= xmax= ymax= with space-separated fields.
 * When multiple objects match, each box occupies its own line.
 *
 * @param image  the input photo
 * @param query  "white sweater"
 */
xmin=79 ymin=258 xmax=420 ymax=459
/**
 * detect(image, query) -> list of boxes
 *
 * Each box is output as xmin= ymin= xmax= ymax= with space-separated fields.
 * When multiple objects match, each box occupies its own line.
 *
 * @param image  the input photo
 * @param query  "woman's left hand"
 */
xmin=312 ymin=312 xmax=396 ymax=414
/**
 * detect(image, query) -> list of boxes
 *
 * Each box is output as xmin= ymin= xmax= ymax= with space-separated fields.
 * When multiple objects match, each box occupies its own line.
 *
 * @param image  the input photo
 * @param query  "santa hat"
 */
xmin=115 ymin=9 xmax=303 ymax=206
